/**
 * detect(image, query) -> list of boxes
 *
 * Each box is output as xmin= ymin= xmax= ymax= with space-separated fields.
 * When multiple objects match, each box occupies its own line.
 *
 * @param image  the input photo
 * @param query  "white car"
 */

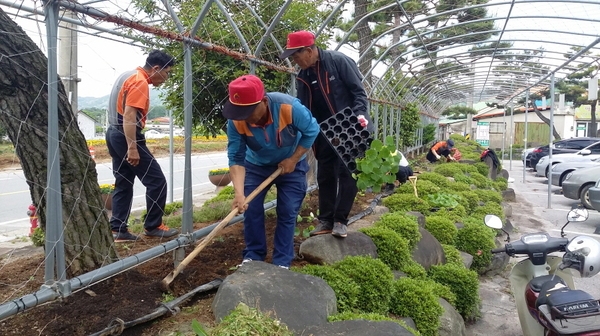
xmin=550 ymin=159 xmax=600 ymax=186
xmin=535 ymin=141 xmax=600 ymax=178
xmin=144 ymin=129 xmax=169 ymax=139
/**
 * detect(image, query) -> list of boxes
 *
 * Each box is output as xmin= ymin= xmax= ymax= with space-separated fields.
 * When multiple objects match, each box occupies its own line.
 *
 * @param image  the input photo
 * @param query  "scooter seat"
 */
xmin=546 ymin=289 xmax=598 ymax=320
xmin=529 ymin=274 xmax=565 ymax=292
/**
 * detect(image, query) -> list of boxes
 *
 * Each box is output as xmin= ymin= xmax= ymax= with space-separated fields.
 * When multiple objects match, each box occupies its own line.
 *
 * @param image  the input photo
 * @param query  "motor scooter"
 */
xmin=485 ymin=208 xmax=600 ymax=336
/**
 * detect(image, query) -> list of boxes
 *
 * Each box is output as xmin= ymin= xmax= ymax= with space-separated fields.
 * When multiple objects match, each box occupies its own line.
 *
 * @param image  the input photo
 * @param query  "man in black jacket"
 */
xmin=280 ymin=30 xmax=373 ymax=238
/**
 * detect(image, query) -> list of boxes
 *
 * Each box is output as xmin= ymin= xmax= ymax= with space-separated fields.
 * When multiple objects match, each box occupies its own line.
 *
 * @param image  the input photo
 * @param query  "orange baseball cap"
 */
xmin=280 ymin=31 xmax=316 ymax=59
xmin=222 ymin=75 xmax=265 ymax=120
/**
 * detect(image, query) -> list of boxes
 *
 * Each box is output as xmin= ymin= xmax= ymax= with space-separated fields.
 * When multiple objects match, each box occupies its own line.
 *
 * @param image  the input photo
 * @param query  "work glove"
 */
xmin=357 ymin=115 xmax=369 ymax=128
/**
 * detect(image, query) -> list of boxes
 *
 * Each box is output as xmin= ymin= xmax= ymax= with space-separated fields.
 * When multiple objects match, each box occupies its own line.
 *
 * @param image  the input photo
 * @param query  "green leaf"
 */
xmin=384 ymin=136 xmax=396 ymax=147
xmin=365 ymin=148 xmax=378 ymax=159
xmin=294 ymin=227 xmax=300 ymax=237
xmin=191 ymin=320 xmax=208 ymax=336
xmin=370 ymin=139 xmax=383 ymax=151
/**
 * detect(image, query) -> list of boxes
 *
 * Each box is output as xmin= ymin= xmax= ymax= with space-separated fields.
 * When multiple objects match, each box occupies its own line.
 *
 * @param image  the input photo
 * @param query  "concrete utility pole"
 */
xmin=58 ymin=10 xmax=79 ymax=113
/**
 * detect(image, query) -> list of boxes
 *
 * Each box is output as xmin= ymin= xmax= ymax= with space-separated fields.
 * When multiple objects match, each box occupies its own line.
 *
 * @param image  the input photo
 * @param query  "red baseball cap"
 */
xmin=279 ymin=31 xmax=316 ymax=59
xmin=222 ymin=74 xmax=265 ymax=120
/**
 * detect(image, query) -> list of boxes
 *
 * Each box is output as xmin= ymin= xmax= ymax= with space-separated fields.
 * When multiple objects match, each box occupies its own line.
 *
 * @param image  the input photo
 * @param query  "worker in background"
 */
xmin=426 ymin=139 xmax=456 ymax=163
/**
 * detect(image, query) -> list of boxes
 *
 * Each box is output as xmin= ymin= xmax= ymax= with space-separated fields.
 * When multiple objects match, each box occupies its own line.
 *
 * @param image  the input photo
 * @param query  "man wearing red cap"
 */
xmin=224 ymin=74 xmax=319 ymax=269
xmin=280 ymin=30 xmax=373 ymax=238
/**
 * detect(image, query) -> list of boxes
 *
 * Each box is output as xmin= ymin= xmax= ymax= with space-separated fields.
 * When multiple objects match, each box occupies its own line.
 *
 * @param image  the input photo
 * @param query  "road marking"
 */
xmin=0 ymin=190 xmax=29 ymax=196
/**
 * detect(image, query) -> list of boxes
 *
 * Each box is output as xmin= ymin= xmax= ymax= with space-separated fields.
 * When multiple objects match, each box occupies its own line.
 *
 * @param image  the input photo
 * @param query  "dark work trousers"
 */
xmin=426 ymin=147 xmax=451 ymax=163
xmin=106 ymin=126 xmax=167 ymax=233
xmin=314 ymin=135 xmax=358 ymax=225
xmin=396 ymin=166 xmax=414 ymax=183
xmin=242 ymin=160 xmax=308 ymax=267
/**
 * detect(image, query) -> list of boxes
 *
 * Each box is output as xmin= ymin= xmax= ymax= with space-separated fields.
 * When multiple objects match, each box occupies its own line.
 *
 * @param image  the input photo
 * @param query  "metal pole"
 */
xmin=44 ymin=0 xmax=67 ymax=282
xmin=523 ymin=90 xmax=529 ymax=183
xmin=58 ymin=10 xmax=78 ymax=113
xmin=548 ymin=74 xmax=555 ymax=209
xmin=169 ymin=109 xmax=174 ymax=204
xmin=509 ymin=102 xmax=514 ymax=170
xmin=501 ymin=109 xmax=506 ymax=162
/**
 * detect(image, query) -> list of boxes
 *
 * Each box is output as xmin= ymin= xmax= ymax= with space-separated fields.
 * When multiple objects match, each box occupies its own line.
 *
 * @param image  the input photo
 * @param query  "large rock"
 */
xmin=502 ymin=188 xmax=516 ymax=202
xmin=301 ymin=319 xmax=414 ymax=336
xmin=500 ymin=169 xmax=510 ymax=179
xmin=484 ymin=157 xmax=498 ymax=180
xmin=460 ymin=251 xmax=474 ymax=269
xmin=438 ymin=298 xmax=467 ymax=336
xmin=406 ymin=211 xmax=426 ymax=228
xmin=480 ymin=238 xmax=510 ymax=276
xmin=501 ymin=202 xmax=513 ymax=218
xmin=212 ymin=261 xmax=337 ymax=332
xmin=299 ymin=231 xmax=377 ymax=265
xmin=411 ymin=227 xmax=446 ymax=270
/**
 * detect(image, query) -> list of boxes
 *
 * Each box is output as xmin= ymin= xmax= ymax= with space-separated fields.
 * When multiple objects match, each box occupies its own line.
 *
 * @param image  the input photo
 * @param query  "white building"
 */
xmin=77 ymin=112 xmax=98 ymax=141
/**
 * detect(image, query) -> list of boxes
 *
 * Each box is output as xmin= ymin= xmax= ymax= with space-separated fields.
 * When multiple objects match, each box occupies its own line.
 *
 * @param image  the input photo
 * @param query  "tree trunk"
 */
xmin=0 ymin=8 xmax=117 ymax=276
xmin=529 ymin=102 xmax=561 ymax=141
xmin=590 ymin=100 xmax=598 ymax=137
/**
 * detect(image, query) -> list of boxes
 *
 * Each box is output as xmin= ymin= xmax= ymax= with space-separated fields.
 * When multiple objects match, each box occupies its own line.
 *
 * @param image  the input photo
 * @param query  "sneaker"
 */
xmin=144 ymin=223 xmax=179 ymax=238
xmin=237 ymin=258 xmax=253 ymax=268
xmin=331 ymin=222 xmax=348 ymax=238
xmin=309 ymin=221 xmax=333 ymax=236
xmin=277 ymin=265 xmax=289 ymax=270
xmin=112 ymin=230 xmax=140 ymax=242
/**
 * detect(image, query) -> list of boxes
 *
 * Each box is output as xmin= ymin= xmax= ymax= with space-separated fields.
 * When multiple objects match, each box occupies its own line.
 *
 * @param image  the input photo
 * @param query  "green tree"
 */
xmin=131 ymin=0 xmax=339 ymax=137
xmin=556 ymin=47 xmax=600 ymax=136
xmin=442 ymin=106 xmax=476 ymax=119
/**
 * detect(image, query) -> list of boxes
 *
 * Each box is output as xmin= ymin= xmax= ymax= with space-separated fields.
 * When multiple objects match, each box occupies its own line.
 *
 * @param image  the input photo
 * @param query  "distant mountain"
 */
xmin=78 ymin=88 xmax=166 ymax=110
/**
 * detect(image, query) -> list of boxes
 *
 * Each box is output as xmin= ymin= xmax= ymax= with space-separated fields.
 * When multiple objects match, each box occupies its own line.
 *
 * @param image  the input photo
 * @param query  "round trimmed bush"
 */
xmin=474 ymin=162 xmax=490 ymax=177
xmin=447 ymin=181 xmax=471 ymax=192
xmin=293 ymin=264 xmax=360 ymax=314
xmin=334 ymin=256 xmax=394 ymax=314
xmin=416 ymin=172 xmax=451 ymax=188
xmin=390 ymin=278 xmax=443 ymax=336
xmin=457 ymin=191 xmax=480 ymax=211
xmin=425 ymin=278 xmax=457 ymax=306
xmin=474 ymin=189 xmax=502 ymax=204
xmin=468 ymin=172 xmax=493 ymax=189
xmin=382 ymin=194 xmax=431 ymax=215
xmin=441 ymin=244 xmax=464 ymax=268
xmin=396 ymin=179 xmax=441 ymax=197
xmin=456 ymin=163 xmax=478 ymax=175
xmin=425 ymin=216 xmax=458 ymax=245
xmin=433 ymin=164 xmax=464 ymax=178
xmin=472 ymin=202 xmax=505 ymax=220
xmin=374 ymin=213 xmax=421 ymax=250
xmin=455 ymin=222 xmax=496 ymax=272
xmin=428 ymin=263 xmax=481 ymax=320
xmin=494 ymin=177 xmax=508 ymax=191
xmin=359 ymin=227 xmax=411 ymax=271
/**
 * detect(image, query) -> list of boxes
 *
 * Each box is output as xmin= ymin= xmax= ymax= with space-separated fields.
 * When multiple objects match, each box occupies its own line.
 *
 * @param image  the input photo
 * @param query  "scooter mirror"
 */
xmin=484 ymin=214 xmax=503 ymax=229
xmin=567 ymin=208 xmax=589 ymax=222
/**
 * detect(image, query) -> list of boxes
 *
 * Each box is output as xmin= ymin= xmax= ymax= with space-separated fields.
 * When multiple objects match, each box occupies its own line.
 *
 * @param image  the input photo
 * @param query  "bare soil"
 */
xmin=0 ymin=190 xmax=375 ymax=335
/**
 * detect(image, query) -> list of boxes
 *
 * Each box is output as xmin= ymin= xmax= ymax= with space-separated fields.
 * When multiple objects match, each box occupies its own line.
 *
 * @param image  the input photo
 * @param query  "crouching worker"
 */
xmin=427 ymin=139 xmax=456 ymax=163
xmin=224 ymin=74 xmax=319 ymax=269
xmin=385 ymin=150 xmax=414 ymax=191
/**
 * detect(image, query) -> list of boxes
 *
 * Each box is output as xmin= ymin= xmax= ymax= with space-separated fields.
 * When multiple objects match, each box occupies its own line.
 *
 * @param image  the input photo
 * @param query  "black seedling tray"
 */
xmin=318 ymin=107 xmax=373 ymax=174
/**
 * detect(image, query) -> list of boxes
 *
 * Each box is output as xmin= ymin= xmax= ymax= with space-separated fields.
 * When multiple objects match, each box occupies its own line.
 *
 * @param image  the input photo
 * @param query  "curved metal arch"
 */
xmin=376 ymin=37 xmax=600 ymax=100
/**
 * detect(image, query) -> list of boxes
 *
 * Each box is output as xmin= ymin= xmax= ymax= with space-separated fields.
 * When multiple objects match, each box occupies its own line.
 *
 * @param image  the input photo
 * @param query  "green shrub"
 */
xmin=453 ymin=174 xmax=474 ymax=186
xmin=428 ymin=264 xmax=481 ymax=320
xmin=474 ymin=189 xmax=502 ymax=204
xmin=382 ymin=194 xmax=431 ymax=215
xmin=401 ymin=262 xmax=427 ymax=279
xmin=472 ymin=202 xmax=505 ymax=221
xmin=494 ymin=177 xmax=508 ymax=191
xmin=468 ymin=172 xmax=493 ymax=189
xmin=433 ymin=164 xmax=464 ymax=178
xmin=416 ymin=172 xmax=451 ymax=188
xmin=426 ymin=192 xmax=460 ymax=209
xmin=425 ymin=279 xmax=457 ymax=305
xmin=374 ymin=213 xmax=421 ymax=250
xmin=396 ymin=179 xmax=441 ymax=197
xmin=359 ymin=227 xmax=411 ymax=271
xmin=455 ymin=222 xmax=496 ymax=272
xmin=390 ymin=278 xmax=443 ymax=336
xmin=211 ymin=302 xmax=292 ymax=336
xmin=194 ymin=201 xmax=232 ymax=223
xmin=293 ymin=265 xmax=360 ymax=313
xmin=447 ymin=182 xmax=471 ymax=192
xmin=441 ymin=244 xmax=464 ymax=268
xmin=425 ymin=216 xmax=458 ymax=245
xmin=31 ymin=227 xmax=45 ymax=247
xmin=457 ymin=191 xmax=480 ymax=211
xmin=473 ymin=162 xmax=489 ymax=177
xmin=328 ymin=312 xmax=421 ymax=336
xmin=334 ymin=256 xmax=394 ymax=314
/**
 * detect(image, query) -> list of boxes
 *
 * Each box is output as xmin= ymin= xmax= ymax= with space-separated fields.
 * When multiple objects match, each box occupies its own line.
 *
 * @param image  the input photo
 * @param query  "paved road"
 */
xmin=0 ymin=152 xmax=228 ymax=242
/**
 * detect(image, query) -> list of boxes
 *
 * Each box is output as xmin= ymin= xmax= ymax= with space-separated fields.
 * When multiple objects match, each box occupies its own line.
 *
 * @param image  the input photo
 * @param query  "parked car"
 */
xmin=588 ymin=178 xmax=600 ymax=213
xmin=561 ymin=165 xmax=600 ymax=209
xmin=550 ymin=159 xmax=600 ymax=186
xmin=535 ymin=141 xmax=600 ymax=178
xmin=527 ymin=137 xmax=600 ymax=169
xmin=143 ymin=129 xmax=168 ymax=139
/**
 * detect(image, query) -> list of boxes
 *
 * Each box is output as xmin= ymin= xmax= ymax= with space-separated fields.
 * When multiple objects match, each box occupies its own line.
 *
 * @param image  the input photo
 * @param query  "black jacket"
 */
xmin=296 ymin=48 xmax=374 ymax=132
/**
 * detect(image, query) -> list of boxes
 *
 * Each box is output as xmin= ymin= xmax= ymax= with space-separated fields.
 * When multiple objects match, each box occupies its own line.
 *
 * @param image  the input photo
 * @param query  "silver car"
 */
xmin=561 ymin=165 xmax=600 ymax=209
xmin=588 ymin=178 xmax=600 ymax=212
xmin=535 ymin=141 xmax=600 ymax=178
xmin=550 ymin=159 xmax=600 ymax=186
